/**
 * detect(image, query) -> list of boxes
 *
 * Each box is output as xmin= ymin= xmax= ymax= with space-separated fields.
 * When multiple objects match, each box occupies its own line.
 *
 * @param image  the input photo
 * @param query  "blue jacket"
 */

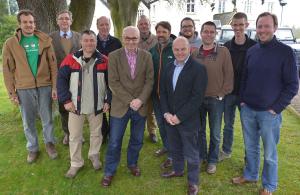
xmin=240 ymin=36 xmax=299 ymax=113
xmin=57 ymin=50 xmax=111 ymax=115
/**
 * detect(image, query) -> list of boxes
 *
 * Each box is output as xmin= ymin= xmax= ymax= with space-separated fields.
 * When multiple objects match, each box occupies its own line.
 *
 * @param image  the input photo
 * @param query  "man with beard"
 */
xmin=179 ymin=17 xmax=202 ymax=52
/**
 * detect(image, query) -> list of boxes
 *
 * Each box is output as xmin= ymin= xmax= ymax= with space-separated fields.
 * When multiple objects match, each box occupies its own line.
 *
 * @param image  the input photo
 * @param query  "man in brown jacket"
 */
xmin=101 ymin=26 xmax=154 ymax=187
xmin=2 ymin=10 xmax=58 ymax=163
xmin=191 ymin=21 xmax=233 ymax=174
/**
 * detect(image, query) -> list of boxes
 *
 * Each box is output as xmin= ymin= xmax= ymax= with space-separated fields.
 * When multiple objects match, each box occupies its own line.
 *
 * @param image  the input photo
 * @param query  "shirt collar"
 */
xmin=174 ymin=55 xmax=190 ymax=67
xmin=125 ymin=48 xmax=138 ymax=55
xmin=60 ymin=30 xmax=72 ymax=39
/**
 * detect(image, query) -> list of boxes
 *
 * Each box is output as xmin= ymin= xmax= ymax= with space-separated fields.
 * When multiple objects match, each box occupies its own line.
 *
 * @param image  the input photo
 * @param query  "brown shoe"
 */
xmin=188 ymin=184 xmax=199 ymax=195
xmin=101 ymin=175 xmax=113 ymax=187
xmin=232 ymin=176 xmax=257 ymax=185
xmin=160 ymin=158 xmax=172 ymax=169
xmin=128 ymin=166 xmax=141 ymax=176
xmin=45 ymin=142 xmax=58 ymax=159
xmin=62 ymin=134 xmax=69 ymax=145
xmin=154 ymin=148 xmax=167 ymax=157
xmin=259 ymin=189 xmax=272 ymax=195
xmin=161 ymin=171 xmax=184 ymax=178
xmin=27 ymin=151 xmax=39 ymax=163
xmin=89 ymin=155 xmax=101 ymax=170
xmin=65 ymin=166 xmax=82 ymax=178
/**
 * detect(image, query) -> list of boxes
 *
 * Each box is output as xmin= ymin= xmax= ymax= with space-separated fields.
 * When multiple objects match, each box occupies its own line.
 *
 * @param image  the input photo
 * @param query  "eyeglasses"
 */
xmin=58 ymin=17 xmax=71 ymax=21
xmin=181 ymin=25 xmax=194 ymax=29
xmin=124 ymin=36 xmax=139 ymax=42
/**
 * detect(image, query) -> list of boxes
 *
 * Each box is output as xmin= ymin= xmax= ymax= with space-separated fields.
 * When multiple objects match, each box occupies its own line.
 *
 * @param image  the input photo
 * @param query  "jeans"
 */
xmin=104 ymin=108 xmax=146 ymax=176
xmin=17 ymin=86 xmax=55 ymax=152
xmin=166 ymin=125 xmax=200 ymax=185
xmin=199 ymin=97 xmax=224 ymax=164
xmin=222 ymin=94 xmax=239 ymax=154
xmin=241 ymin=105 xmax=281 ymax=192
xmin=152 ymin=95 xmax=169 ymax=151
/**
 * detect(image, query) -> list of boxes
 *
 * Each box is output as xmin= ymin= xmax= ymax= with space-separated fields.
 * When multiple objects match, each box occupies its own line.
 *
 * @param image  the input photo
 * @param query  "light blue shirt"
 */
xmin=60 ymin=30 xmax=72 ymax=39
xmin=172 ymin=55 xmax=190 ymax=91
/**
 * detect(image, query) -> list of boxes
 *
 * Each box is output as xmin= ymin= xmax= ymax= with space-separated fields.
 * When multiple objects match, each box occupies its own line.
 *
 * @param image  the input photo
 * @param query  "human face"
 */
xmin=81 ymin=34 xmax=97 ymax=55
xmin=200 ymin=25 xmax=216 ymax=46
xmin=57 ymin=12 xmax=72 ymax=32
xmin=137 ymin=18 xmax=150 ymax=34
xmin=156 ymin=25 xmax=170 ymax=45
xmin=180 ymin=20 xmax=195 ymax=39
xmin=122 ymin=29 xmax=139 ymax=51
xmin=231 ymin=18 xmax=249 ymax=38
xmin=256 ymin=15 xmax=277 ymax=43
xmin=19 ymin=14 xmax=35 ymax=36
xmin=97 ymin=17 xmax=110 ymax=38
xmin=173 ymin=39 xmax=190 ymax=64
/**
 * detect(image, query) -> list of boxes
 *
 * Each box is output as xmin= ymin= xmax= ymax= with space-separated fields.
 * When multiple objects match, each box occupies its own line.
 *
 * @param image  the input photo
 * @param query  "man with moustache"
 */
xmin=137 ymin=15 xmax=158 ymax=143
xmin=160 ymin=36 xmax=207 ymax=195
xmin=150 ymin=21 xmax=175 ymax=169
xmin=232 ymin=12 xmax=298 ymax=195
xmin=2 ymin=9 xmax=58 ymax=163
xmin=50 ymin=10 xmax=81 ymax=145
xmin=179 ymin=17 xmax=202 ymax=52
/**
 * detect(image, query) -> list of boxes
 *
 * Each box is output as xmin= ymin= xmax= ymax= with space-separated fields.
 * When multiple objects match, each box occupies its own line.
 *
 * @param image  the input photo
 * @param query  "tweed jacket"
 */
xmin=49 ymin=30 xmax=81 ymax=67
xmin=108 ymin=48 xmax=154 ymax=117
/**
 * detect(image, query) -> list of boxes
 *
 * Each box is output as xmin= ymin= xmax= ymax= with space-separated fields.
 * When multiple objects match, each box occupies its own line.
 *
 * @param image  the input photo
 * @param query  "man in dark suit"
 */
xmin=160 ymin=36 xmax=207 ymax=195
xmin=101 ymin=26 xmax=154 ymax=187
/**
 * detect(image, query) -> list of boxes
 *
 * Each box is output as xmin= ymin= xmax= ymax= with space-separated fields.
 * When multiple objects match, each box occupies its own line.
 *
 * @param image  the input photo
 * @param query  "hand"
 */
xmin=10 ymin=96 xmax=19 ymax=105
xmin=103 ymin=103 xmax=110 ymax=112
xmin=268 ymin=109 xmax=276 ymax=115
xmin=171 ymin=115 xmax=181 ymax=125
xmin=64 ymin=102 xmax=76 ymax=113
xmin=130 ymin=98 xmax=143 ymax=111
xmin=164 ymin=113 xmax=175 ymax=125
xmin=52 ymin=89 xmax=57 ymax=100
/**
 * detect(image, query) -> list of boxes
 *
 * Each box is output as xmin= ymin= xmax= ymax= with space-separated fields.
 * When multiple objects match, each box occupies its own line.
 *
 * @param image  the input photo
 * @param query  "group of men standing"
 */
xmin=2 ymin=8 xmax=299 ymax=195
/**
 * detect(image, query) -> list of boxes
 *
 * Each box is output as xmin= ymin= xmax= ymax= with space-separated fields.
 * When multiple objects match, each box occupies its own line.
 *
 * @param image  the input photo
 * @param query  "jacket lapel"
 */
xmin=120 ymin=48 xmax=132 ymax=79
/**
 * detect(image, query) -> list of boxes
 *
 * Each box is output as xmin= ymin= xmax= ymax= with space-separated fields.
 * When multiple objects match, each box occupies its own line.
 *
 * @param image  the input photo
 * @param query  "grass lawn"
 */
xmin=0 ymin=73 xmax=299 ymax=194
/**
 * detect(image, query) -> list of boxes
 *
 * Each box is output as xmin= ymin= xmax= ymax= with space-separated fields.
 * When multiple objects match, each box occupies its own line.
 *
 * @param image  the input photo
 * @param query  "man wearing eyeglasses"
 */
xmin=180 ymin=17 xmax=202 ymax=52
xmin=101 ymin=26 xmax=154 ymax=187
xmin=50 ymin=10 xmax=81 ymax=145
xmin=191 ymin=21 xmax=233 ymax=175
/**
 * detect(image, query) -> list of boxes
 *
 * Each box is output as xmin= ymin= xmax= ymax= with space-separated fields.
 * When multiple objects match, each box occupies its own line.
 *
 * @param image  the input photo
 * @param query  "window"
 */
xmin=218 ymin=0 xmax=225 ymax=13
xmin=267 ymin=2 xmax=273 ymax=13
xmin=138 ymin=9 xmax=144 ymax=17
xmin=187 ymin=0 xmax=195 ymax=13
xmin=244 ymin=0 xmax=253 ymax=14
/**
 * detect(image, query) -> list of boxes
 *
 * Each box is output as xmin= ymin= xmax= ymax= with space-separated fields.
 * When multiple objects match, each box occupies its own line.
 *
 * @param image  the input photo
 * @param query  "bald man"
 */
xmin=101 ymin=26 xmax=154 ymax=187
xmin=160 ymin=37 xmax=207 ymax=195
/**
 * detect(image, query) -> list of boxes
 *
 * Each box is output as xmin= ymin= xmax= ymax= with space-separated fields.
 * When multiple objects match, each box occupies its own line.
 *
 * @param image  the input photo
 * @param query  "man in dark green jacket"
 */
xmin=149 ymin=21 xmax=175 ymax=169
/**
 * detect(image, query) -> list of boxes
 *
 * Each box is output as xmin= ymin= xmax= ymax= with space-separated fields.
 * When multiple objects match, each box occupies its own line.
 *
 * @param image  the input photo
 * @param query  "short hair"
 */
xmin=57 ymin=10 xmax=73 ymax=21
xmin=138 ymin=15 xmax=150 ymax=24
xmin=200 ymin=21 xmax=216 ymax=32
xmin=256 ymin=12 xmax=278 ymax=28
xmin=155 ymin=21 xmax=171 ymax=32
xmin=17 ymin=9 xmax=35 ymax=23
xmin=81 ymin=30 xmax=97 ymax=38
xmin=180 ymin=17 xmax=195 ymax=28
xmin=122 ymin=26 xmax=139 ymax=37
xmin=96 ymin=16 xmax=111 ymax=25
xmin=232 ymin=12 xmax=248 ymax=21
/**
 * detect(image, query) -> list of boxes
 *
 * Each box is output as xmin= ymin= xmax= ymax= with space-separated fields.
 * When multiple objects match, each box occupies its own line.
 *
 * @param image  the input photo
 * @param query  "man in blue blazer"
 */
xmin=160 ymin=36 xmax=207 ymax=195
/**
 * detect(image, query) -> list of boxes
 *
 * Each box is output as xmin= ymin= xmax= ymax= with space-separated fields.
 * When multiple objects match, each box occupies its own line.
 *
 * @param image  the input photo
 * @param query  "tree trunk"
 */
xmin=108 ymin=0 xmax=140 ymax=38
xmin=69 ymin=0 xmax=95 ymax=32
xmin=16 ymin=0 xmax=67 ymax=33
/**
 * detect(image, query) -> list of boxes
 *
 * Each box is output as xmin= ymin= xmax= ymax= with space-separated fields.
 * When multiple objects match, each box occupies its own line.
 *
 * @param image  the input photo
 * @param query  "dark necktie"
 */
xmin=63 ymin=33 xmax=67 ymax=39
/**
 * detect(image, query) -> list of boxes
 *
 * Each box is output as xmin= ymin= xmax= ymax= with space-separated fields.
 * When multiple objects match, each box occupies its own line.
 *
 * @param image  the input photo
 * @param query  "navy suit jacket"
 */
xmin=160 ymin=56 xmax=207 ymax=130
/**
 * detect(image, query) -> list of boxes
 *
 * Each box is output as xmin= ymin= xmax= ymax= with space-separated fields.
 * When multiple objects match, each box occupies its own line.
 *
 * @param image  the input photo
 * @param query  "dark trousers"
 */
xmin=59 ymin=102 xmax=69 ymax=134
xmin=166 ymin=125 xmax=200 ymax=185
xmin=101 ymin=113 xmax=109 ymax=142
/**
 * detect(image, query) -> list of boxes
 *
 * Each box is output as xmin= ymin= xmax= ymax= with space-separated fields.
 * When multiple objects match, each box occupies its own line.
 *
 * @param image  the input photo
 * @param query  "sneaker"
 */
xmin=160 ymin=158 xmax=172 ymax=169
xmin=27 ymin=151 xmax=39 ymax=163
xmin=218 ymin=150 xmax=231 ymax=162
xmin=45 ymin=142 xmax=58 ymax=159
xmin=65 ymin=166 xmax=82 ymax=178
xmin=207 ymin=164 xmax=216 ymax=174
xmin=89 ymin=155 xmax=101 ymax=170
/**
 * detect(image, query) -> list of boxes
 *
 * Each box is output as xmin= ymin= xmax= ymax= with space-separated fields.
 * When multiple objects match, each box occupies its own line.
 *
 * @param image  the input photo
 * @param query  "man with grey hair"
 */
xmin=101 ymin=26 xmax=154 ymax=187
xmin=50 ymin=10 xmax=81 ymax=145
xmin=137 ymin=15 xmax=158 ymax=143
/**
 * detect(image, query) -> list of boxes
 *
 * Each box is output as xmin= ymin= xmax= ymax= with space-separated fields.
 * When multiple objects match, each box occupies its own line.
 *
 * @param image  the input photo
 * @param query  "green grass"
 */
xmin=0 ymin=73 xmax=300 ymax=194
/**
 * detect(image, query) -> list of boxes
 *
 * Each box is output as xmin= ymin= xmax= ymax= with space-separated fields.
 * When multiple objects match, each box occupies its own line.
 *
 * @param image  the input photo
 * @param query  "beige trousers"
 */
xmin=146 ymin=98 xmax=157 ymax=135
xmin=68 ymin=112 xmax=103 ymax=167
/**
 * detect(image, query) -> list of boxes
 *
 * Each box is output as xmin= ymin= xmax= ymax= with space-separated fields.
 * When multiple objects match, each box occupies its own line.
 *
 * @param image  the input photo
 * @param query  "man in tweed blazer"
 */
xmin=101 ymin=26 xmax=154 ymax=187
